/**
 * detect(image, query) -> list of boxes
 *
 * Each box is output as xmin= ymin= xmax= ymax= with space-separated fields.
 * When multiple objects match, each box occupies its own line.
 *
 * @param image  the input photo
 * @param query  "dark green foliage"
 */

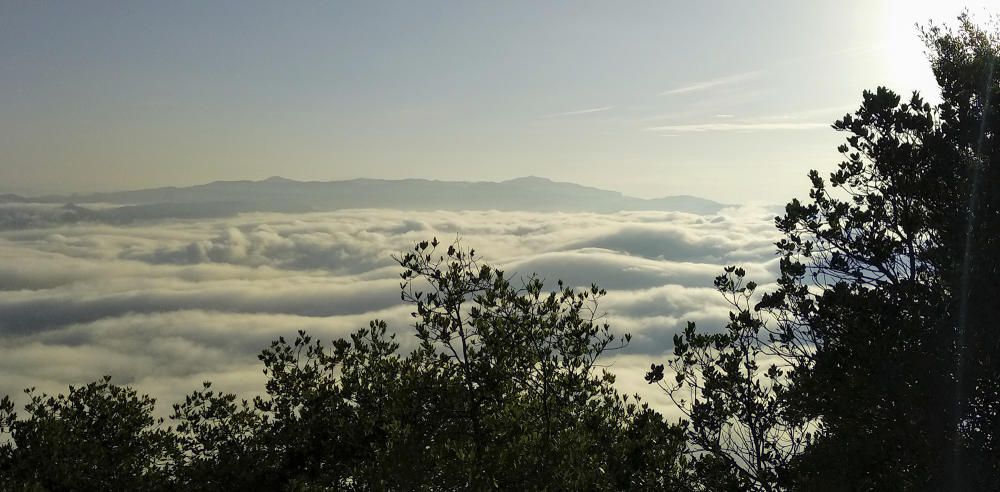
xmin=0 ymin=377 xmax=178 ymax=491
xmin=170 ymin=382 xmax=272 ymax=490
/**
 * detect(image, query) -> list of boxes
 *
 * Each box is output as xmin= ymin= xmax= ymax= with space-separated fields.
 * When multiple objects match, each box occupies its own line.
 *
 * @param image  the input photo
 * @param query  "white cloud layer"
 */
xmin=0 ymin=207 xmax=778 ymax=416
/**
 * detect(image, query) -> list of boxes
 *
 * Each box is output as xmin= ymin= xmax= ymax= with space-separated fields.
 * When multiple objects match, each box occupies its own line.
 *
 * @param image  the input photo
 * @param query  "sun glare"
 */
xmin=886 ymin=0 xmax=992 ymax=101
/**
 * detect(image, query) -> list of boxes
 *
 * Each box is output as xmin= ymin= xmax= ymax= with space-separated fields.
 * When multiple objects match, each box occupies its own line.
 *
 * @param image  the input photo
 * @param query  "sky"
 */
xmin=0 ymin=0 xmax=993 ymax=202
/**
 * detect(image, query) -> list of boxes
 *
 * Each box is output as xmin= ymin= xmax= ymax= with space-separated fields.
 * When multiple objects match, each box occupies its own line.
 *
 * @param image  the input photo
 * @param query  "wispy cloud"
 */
xmin=660 ymin=71 xmax=760 ymax=96
xmin=544 ymin=106 xmax=614 ymax=118
xmin=752 ymin=104 xmax=855 ymax=122
xmin=643 ymin=104 xmax=853 ymax=133
xmin=646 ymin=122 xmax=828 ymax=133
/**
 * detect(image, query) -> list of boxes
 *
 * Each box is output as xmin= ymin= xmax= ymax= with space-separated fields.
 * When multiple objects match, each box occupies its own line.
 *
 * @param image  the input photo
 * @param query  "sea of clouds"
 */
xmin=0 ymin=205 xmax=780 ymax=418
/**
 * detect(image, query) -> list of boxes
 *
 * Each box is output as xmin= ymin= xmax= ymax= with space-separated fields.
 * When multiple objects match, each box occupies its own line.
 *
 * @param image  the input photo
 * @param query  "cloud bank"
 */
xmin=0 ymin=207 xmax=778 ymax=417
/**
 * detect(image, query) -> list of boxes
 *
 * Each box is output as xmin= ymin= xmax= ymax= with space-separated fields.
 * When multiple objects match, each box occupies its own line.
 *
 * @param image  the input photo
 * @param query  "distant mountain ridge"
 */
xmin=0 ymin=177 xmax=729 ymax=227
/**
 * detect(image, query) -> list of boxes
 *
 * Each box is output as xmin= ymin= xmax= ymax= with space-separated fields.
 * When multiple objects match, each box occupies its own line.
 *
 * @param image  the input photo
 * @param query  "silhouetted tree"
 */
xmin=650 ymin=13 xmax=1000 ymax=491
xmin=647 ymin=268 xmax=808 ymax=491
xmin=777 ymin=16 xmax=1000 ymax=490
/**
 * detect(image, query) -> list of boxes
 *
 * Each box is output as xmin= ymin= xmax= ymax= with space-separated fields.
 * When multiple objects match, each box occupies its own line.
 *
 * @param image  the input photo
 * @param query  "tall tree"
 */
xmin=653 ymin=14 xmax=1000 ymax=491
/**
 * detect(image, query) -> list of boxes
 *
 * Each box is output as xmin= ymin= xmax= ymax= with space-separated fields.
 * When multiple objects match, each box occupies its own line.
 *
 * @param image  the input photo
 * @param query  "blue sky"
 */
xmin=0 ymin=1 xmax=988 ymax=201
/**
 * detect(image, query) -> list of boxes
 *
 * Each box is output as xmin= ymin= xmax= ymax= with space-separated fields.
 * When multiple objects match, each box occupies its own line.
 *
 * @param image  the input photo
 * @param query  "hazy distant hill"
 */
xmin=0 ymin=194 xmax=30 ymax=203
xmin=0 ymin=177 xmax=728 ymax=228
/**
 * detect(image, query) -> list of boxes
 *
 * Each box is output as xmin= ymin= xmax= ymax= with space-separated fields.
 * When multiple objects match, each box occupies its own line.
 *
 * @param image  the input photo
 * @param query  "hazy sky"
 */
xmin=0 ymin=1 xmax=991 ymax=201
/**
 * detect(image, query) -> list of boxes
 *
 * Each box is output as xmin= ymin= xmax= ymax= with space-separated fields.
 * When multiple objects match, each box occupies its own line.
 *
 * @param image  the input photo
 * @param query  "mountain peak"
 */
xmin=0 ymin=193 xmax=28 ymax=203
xmin=16 ymin=177 xmax=728 ymax=216
xmin=504 ymin=176 xmax=554 ymax=184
